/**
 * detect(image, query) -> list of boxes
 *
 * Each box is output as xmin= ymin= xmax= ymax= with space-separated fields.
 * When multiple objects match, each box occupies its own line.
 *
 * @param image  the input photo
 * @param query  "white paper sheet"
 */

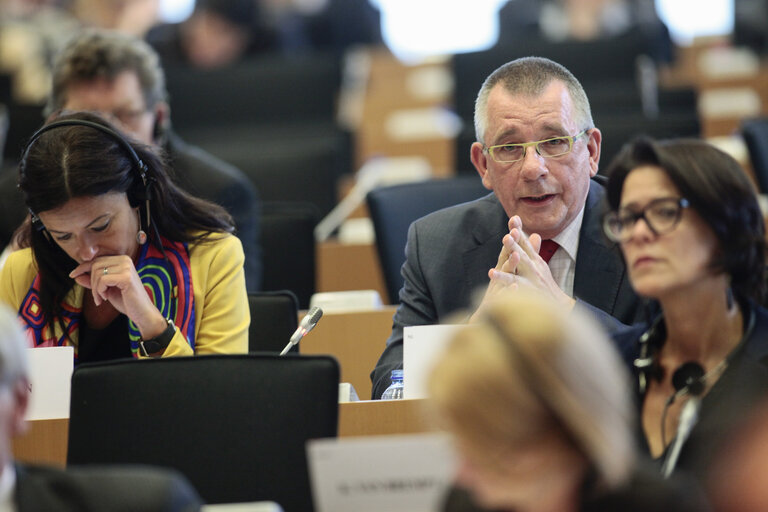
xmin=307 ymin=433 xmax=456 ymax=512
xmin=25 ymin=347 xmax=73 ymax=420
xmin=403 ymin=324 xmax=460 ymax=399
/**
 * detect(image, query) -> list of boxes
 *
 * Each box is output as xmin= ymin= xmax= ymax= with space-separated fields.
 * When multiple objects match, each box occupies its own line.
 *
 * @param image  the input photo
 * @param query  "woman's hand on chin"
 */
xmin=69 ymin=255 xmax=164 ymax=334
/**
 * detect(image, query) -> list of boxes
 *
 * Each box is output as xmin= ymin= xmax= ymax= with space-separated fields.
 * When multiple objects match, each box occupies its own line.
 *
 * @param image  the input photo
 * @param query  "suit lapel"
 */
xmin=461 ymin=194 xmax=509 ymax=297
xmin=574 ymin=181 xmax=627 ymax=314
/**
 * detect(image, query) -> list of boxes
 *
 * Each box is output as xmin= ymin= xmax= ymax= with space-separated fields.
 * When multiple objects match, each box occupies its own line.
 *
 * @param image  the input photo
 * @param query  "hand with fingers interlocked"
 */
xmin=470 ymin=215 xmax=576 ymax=322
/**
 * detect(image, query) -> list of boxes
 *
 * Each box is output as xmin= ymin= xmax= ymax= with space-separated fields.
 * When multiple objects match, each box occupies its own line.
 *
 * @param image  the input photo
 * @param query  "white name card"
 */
xmin=307 ymin=433 xmax=456 ymax=512
xmin=403 ymin=324 xmax=460 ymax=399
xmin=26 ymin=347 xmax=73 ymax=420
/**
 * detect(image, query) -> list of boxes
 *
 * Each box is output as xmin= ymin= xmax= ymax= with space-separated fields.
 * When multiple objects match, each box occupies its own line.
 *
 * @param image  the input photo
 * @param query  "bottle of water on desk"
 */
xmin=381 ymin=369 xmax=404 ymax=400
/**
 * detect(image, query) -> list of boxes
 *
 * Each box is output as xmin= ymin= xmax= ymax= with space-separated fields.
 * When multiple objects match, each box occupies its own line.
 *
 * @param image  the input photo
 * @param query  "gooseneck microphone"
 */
xmin=661 ymin=361 xmax=706 ymax=478
xmin=279 ymin=307 xmax=324 ymax=355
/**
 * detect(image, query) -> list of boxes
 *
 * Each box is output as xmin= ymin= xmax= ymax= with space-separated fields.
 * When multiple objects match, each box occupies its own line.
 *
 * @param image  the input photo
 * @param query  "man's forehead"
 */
xmin=64 ymin=72 xmax=145 ymax=108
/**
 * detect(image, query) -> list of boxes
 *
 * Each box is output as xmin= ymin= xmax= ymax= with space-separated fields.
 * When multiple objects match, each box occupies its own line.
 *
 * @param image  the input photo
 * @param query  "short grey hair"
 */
xmin=0 ymin=305 xmax=29 ymax=388
xmin=47 ymin=28 xmax=167 ymax=116
xmin=474 ymin=56 xmax=594 ymax=144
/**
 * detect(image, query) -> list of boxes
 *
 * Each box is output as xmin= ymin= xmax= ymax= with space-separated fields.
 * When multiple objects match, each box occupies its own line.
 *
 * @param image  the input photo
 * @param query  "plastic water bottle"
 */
xmin=381 ymin=369 xmax=404 ymax=400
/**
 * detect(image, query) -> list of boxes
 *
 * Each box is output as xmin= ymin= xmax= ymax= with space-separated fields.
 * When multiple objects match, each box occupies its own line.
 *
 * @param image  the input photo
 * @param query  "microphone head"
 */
xmin=299 ymin=307 xmax=324 ymax=334
xmin=672 ymin=361 xmax=706 ymax=396
xmin=306 ymin=306 xmax=323 ymax=324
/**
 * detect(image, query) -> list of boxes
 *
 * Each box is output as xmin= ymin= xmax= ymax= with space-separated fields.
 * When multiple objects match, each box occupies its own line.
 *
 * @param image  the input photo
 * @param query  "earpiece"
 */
xmin=671 ymin=362 xmax=706 ymax=397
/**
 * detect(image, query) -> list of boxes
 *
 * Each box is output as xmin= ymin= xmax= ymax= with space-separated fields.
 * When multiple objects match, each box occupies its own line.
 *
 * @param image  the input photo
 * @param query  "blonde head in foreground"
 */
xmin=427 ymin=291 xmax=635 ymax=512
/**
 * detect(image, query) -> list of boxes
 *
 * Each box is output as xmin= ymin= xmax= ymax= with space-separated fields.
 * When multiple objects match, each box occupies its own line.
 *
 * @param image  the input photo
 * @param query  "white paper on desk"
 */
xmin=403 ymin=324 xmax=460 ymax=399
xmin=307 ymin=433 xmax=456 ymax=512
xmin=25 ymin=347 xmax=73 ymax=420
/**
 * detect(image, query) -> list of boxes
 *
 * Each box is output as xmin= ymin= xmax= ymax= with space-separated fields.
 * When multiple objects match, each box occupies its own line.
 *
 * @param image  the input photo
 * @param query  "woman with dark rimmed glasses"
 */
xmin=604 ymin=137 xmax=768 ymax=485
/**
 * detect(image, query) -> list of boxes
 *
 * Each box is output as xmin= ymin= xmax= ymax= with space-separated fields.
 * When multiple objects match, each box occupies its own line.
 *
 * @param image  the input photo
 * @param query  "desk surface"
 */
xmin=13 ymin=399 xmax=434 ymax=468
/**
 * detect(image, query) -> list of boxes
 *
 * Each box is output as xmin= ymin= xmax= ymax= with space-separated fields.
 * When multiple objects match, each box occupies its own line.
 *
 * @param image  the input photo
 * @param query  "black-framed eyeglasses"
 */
xmin=484 ymin=130 xmax=588 ymax=163
xmin=603 ymin=197 xmax=691 ymax=243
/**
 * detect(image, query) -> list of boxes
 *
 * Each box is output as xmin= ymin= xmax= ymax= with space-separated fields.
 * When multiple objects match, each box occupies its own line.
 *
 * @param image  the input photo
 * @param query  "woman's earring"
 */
xmin=135 ymin=207 xmax=147 ymax=245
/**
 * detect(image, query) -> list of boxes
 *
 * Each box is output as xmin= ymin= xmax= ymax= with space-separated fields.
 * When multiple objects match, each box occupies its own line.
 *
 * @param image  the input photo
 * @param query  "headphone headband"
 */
xmin=21 ymin=118 xmax=149 ymax=186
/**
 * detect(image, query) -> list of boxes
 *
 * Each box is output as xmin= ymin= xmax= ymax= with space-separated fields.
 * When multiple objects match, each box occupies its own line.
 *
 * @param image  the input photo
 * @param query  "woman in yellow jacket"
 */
xmin=0 ymin=111 xmax=248 ymax=362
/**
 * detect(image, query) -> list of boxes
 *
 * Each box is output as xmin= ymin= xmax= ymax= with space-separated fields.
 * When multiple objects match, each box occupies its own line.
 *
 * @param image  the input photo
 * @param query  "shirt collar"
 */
xmin=550 ymin=205 xmax=585 ymax=261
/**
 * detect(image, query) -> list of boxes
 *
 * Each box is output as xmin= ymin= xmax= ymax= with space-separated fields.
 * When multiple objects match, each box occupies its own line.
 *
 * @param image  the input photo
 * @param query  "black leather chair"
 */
xmin=742 ymin=117 xmax=768 ymax=193
xmin=248 ymin=290 xmax=299 ymax=353
xmin=260 ymin=201 xmax=318 ymax=309
xmin=165 ymin=53 xmax=341 ymax=130
xmin=366 ymin=177 xmax=489 ymax=304
xmin=67 ymin=354 xmax=339 ymax=512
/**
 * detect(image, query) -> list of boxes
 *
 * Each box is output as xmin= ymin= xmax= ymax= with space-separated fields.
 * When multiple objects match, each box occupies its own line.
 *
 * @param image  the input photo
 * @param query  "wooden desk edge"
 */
xmin=14 ymin=400 xmax=434 ymax=468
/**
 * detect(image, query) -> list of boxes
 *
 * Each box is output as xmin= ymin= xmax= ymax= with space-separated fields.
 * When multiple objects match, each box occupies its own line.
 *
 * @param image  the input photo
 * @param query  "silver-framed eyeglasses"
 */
xmin=484 ymin=130 xmax=588 ymax=163
xmin=603 ymin=197 xmax=690 ymax=243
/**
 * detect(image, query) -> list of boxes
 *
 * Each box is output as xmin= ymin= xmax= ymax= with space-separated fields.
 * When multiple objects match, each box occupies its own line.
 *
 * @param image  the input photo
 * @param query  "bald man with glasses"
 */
xmin=371 ymin=56 xmax=643 ymax=399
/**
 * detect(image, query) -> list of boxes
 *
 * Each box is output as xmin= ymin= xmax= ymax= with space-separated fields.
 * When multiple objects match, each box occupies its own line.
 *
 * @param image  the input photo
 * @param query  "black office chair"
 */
xmin=165 ymin=53 xmax=341 ymax=131
xmin=248 ymin=290 xmax=299 ymax=353
xmin=742 ymin=117 xmax=768 ymax=193
xmin=67 ymin=355 xmax=339 ymax=512
xmin=260 ymin=201 xmax=319 ymax=309
xmin=366 ymin=177 xmax=490 ymax=303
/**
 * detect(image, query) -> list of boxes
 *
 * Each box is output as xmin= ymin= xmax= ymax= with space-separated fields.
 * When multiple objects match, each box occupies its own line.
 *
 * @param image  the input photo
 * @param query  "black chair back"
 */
xmin=68 ymin=355 xmax=339 ymax=512
xmin=260 ymin=202 xmax=318 ymax=309
xmin=248 ymin=290 xmax=299 ymax=353
xmin=366 ymin=177 xmax=489 ymax=303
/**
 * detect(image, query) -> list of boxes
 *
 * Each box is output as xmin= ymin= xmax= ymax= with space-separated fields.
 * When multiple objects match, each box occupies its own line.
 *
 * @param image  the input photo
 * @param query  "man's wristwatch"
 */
xmin=139 ymin=318 xmax=176 ymax=357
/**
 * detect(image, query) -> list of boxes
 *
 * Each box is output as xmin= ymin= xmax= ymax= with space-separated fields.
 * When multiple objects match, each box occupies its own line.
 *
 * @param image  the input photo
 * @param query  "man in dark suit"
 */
xmin=0 ymin=28 xmax=262 ymax=291
xmin=371 ymin=57 xmax=642 ymax=399
xmin=0 ymin=305 xmax=202 ymax=511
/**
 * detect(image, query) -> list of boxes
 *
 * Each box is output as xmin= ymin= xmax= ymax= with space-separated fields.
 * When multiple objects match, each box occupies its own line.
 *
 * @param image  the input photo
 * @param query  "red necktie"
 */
xmin=539 ymin=239 xmax=559 ymax=263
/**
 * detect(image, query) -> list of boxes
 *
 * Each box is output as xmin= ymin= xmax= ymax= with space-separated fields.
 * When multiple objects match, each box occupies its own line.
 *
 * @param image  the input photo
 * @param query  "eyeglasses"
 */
xmin=108 ymin=107 xmax=150 ymax=128
xmin=603 ymin=197 xmax=690 ymax=243
xmin=484 ymin=130 xmax=588 ymax=163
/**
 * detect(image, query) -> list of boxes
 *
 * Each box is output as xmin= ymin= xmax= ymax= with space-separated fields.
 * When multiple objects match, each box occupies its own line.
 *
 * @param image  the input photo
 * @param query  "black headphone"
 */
xmin=634 ymin=301 xmax=756 ymax=396
xmin=20 ymin=118 xmax=153 ymax=238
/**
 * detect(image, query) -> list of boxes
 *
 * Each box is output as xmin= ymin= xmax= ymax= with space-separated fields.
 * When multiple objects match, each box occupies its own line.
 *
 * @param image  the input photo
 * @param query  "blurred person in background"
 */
xmin=147 ymin=0 xmax=274 ymax=69
xmin=496 ymin=0 xmax=672 ymax=64
xmin=262 ymin=0 xmax=380 ymax=54
xmin=427 ymin=290 xmax=705 ymax=512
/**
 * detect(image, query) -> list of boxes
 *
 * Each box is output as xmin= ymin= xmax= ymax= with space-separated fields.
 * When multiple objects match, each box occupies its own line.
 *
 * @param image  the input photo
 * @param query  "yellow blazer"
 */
xmin=0 ymin=234 xmax=249 ymax=357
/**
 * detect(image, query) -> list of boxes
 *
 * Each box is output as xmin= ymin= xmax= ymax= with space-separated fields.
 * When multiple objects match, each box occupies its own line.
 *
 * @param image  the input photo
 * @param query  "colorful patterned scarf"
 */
xmin=18 ymin=236 xmax=196 ymax=360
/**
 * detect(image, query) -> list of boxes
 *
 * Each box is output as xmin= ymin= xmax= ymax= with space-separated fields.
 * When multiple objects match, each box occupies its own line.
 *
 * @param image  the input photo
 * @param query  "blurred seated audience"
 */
xmin=262 ymin=0 xmax=381 ymax=54
xmin=427 ymin=291 xmax=705 ymax=512
xmin=71 ymin=0 xmax=160 ymax=38
xmin=0 ymin=0 xmax=160 ymax=103
xmin=0 ymin=302 xmax=204 ymax=511
xmin=497 ymin=0 xmax=673 ymax=63
xmin=0 ymin=0 xmax=78 ymax=103
xmin=605 ymin=137 xmax=768 ymax=482
xmin=0 ymin=111 xmax=249 ymax=363
xmin=0 ymin=28 xmax=262 ymax=291
xmin=147 ymin=0 xmax=275 ymax=69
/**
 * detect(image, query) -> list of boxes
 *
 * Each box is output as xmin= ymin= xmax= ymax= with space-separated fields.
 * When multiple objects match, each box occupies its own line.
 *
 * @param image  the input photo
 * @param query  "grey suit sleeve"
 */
xmin=370 ymin=221 xmax=439 ymax=399
xmin=574 ymin=298 xmax=634 ymax=335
